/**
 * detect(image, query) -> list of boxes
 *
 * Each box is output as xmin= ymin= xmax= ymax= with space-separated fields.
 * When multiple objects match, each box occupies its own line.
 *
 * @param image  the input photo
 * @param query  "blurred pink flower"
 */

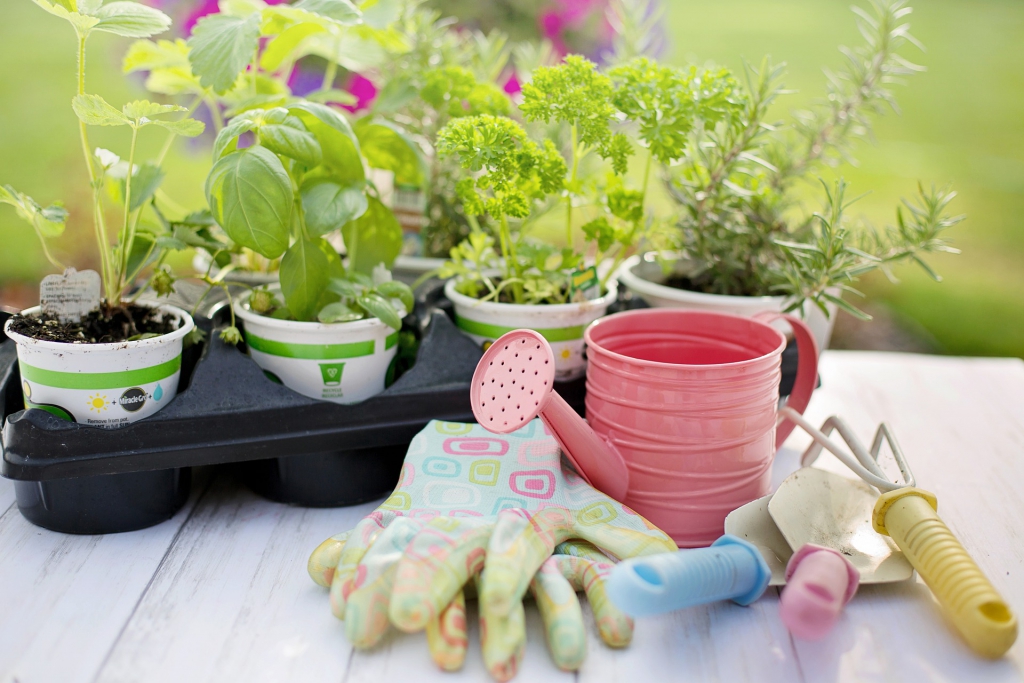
xmin=341 ymin=74 xmax=377 ymax=113
xmin=184 ymin=0 xmax=288 ymax=35
xmin=183 ymin=0 xmax=218 ymax=34
xmin=539 ymin=0 xmax=610 ymax=56
xmin=503 ymin=73 xmax=522 ymax=96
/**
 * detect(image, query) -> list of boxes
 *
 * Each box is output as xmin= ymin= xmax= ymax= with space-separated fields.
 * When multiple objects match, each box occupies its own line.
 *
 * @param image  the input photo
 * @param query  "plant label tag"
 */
xmin=40 ymin=268 xmax=100 ymax=322
xmin=569 ymin=266 xmax=600 ymax=300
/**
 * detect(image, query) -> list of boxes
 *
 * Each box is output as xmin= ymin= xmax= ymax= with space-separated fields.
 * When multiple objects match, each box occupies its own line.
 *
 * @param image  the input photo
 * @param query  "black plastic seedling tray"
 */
xmin=0 ymin=297 xmax=590 ymax=534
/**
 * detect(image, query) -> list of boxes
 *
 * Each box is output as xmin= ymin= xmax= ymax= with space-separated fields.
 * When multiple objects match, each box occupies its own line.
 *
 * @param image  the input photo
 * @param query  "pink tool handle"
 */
xmin=779 ymin=545 xmax=859 ymax=640
xmin=755 ymin=312 xmax=819 ymax=449
xmin=539 ymin=390 xmax=630 ymax=502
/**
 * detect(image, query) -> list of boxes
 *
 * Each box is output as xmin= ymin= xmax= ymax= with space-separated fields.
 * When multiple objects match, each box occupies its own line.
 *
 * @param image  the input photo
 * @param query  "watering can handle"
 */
xmin=754 ymin=312 xmax=819 ymax=450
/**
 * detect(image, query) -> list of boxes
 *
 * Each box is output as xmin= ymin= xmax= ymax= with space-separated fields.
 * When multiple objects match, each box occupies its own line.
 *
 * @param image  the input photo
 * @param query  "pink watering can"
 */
xmin=471 ymin=308 xmax=820 ymax=547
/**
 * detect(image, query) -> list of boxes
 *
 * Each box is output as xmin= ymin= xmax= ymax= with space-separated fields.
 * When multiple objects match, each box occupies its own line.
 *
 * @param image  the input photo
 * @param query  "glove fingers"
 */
xmin=482 ymin=507 xmax=572 ymax=616
xmin=308 ymin=531 xmax=350 ymax=587
xmin=570 ymin=514 xmax=677 ymax=562
xmin=344 ymin=517 xmax=422 ymax=648
xmin=478 ymin=572 xmax=526 ymax=682
xmin=553 ymin=539 xmax=611 ymax=563
xmin=530 ymin=557 xmax=586 ymax=671
xmin=554 ymin=555 xmax=633 ymax=648
xmin=426 ymin=590 xmax=468 ymax=671
xmin=390 ymin=517 xmax=490 ymax=632
xmin=330 ymin=511 xmax=399 ymax=619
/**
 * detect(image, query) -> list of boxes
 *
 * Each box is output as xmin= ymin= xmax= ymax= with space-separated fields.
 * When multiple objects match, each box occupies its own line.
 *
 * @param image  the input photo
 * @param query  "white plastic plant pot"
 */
xmin=234 ymin=296 xmax=401 ymax=405
xmin=445 ymin=278 xmax=617 ymax=382
xmin=3 ymin=303 xmax=195 ymax=428
xmin=616 ymin=253 xmax=838 ymax=354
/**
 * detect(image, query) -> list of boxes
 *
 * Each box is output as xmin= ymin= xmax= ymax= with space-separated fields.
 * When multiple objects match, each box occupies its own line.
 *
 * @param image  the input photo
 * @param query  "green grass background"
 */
xmin=1 ymin=0 xmax=1021 ymax=357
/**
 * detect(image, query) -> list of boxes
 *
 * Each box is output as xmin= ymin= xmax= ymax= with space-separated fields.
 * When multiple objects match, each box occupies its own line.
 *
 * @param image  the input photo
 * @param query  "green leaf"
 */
xmin=187 ymin=12 xmax=261 ymax=94
xmin=259 ymin=123 xmax=322 ymax=167
xmin=0 ymin=185 xmax=67 ymax=239
xmin=72 ymin=94 xmax=131 ymax=126
xmin=122 ymin=162 xmax=164 ymax=211
xmin=317 ymin=237 xmax=346 ymax=278
xmin=49 ymin=0 xmax=77 ymax=12
xmin=144 ymin=67 xmax=204 ymax=96
xmin=220 ymin=0 xmax=265 ymax=16
xmin=354 ymin=118 xmax=425 ymax=185
xmin=123 ymin=38 xmax=190 ymax=73
xmin=357 ymin=293 xmax=401 ymax=330
xmin=341 ymin=195 xmax=401 ymax=275
xmin=370 ymin=76 xmax=416 ymax=114
xmin=293 ymin=0 xmax=361 ymax=23
xmin=305 ymin=88 xmax=358 ymax=106
xmin=155 ymin=235 xmax=187 ymax=250
xmin=317 ymin=301 xmax=363 ymax=323
xmin=93 ymin=2 xmax=171 ymax=38
xmin=357 ymin=0 xmax=400 ymax=29
xmin=289 ymin=102 xmax=364 ymax=183
xmin=125 ymin=233 xmax=157 ymax=277
xmin=374 ymin=280 xmax=413 ymax=313
xmin=288 ymin=101 xmax=360 ymax=148
xmin=327 ymin=276 xmax=360 ymax=298
xmin=822 ymin=291 xmax=872 ymax=321
xmin=260 ymin=23 xmax=325 ymax=72
xmin=301 ymin=181 xmax=367 ymax=236
xmin=213 ymin=116 xmax=257 ymax=159
xmin=280 ymin=237 xmax=331 ymax=321
xmin=205 ymin=145 xmax=293 ymax=259
xmin=224 ymin=94 xmax=289 ymax=119
xmin=31 ymin=1 xmax=100 ymax=34
xmin=151 ymin=117 xmax=206 ymax=137
xmin=123 ymin=100 xmax=186 ymax=120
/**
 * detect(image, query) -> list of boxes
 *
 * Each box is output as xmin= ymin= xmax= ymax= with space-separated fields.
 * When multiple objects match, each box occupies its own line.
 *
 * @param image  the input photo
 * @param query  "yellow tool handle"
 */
xmin=873 ymin=488 xmax=1017 ymax=658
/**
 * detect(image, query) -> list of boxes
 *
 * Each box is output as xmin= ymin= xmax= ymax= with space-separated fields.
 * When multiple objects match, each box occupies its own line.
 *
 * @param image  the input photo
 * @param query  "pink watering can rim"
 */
xmin=584 ymin=308 xmax=789 ymax=371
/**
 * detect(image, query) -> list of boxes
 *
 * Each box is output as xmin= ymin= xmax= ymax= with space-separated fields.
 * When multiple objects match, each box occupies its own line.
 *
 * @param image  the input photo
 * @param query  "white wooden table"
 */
xmin=2 ymin=351 xmax=1023 ymax=683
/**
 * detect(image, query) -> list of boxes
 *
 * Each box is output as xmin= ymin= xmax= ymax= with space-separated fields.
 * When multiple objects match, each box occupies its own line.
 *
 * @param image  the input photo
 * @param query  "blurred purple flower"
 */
xmin=288 ymin=65 xmax=323 ymax=98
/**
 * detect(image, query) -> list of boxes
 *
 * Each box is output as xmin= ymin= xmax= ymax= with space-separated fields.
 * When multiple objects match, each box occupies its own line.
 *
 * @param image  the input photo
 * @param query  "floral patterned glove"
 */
xmin=308 ymin=420 xmax=676 ymax=679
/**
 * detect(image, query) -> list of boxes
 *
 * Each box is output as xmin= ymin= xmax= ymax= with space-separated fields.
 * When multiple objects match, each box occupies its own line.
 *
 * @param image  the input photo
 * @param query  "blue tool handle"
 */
xmin=606 ymin=535 xmax=771 ymax=617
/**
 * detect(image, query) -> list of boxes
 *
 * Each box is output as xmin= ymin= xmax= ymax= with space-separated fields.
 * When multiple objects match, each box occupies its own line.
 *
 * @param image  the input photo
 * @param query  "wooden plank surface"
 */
xmin=0 ymin=475 xmax=210 ymax=683
xmin=0 ymin=352 xmax=1022 ymax=683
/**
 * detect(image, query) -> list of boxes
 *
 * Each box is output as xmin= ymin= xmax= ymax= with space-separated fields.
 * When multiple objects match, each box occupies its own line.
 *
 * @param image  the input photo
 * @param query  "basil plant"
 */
xmin=205 ymin=101 xmax=413 ymax=328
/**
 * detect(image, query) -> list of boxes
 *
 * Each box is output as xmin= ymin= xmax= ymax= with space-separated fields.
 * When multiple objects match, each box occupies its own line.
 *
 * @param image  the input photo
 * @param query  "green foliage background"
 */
xmin=1 ymin=0 xmax=1021 ymax=357
xmin=661 ymin=0 xmax=1024 ymax=358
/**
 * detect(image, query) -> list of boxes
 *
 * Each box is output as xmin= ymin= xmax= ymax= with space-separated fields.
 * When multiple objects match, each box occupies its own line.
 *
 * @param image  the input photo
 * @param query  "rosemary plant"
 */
xmin=666 ymin=0 xmax=963 ymax=319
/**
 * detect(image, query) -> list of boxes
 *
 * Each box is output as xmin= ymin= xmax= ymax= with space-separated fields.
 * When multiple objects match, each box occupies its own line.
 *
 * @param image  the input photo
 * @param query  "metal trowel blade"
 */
xmin=768 ymin=468 xmax=913 ymax=584
xmin=724 ymin=495 xmax=790 ymax=586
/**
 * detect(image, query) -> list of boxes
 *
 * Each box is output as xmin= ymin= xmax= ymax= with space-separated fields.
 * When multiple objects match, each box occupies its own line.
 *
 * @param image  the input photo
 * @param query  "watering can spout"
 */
xmin=540 ymin=389 xmax=630 ymax=501
xmin=471 ymin=329 xmax=630 ymax=501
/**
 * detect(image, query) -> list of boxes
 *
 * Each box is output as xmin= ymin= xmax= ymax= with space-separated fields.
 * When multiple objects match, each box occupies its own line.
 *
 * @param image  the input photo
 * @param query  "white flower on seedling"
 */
xmin=372 ymin=262 xmax=393 ymax=285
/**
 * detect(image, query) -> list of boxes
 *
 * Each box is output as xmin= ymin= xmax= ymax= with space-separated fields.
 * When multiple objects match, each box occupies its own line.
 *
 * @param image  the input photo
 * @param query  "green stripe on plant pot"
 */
xmin=454 ymin=315 xmax=585 ymax=342
xmin=18 ymin=355 xmax=182 ymax=390
xmin=385 ymin=331 xmax=399 ymax=350
xmin=245 ymin=332 xmax=376 ymax=359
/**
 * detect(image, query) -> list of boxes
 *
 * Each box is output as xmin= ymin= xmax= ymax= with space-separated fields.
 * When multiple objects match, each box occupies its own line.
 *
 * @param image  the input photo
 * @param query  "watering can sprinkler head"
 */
xmin=471 ymin=329 xmax=630 ymax=501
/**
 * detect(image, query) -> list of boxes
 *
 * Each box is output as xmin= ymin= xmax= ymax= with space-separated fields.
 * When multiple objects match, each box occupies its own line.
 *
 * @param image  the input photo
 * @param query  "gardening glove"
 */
xmin=308 ymin=419 xmax=676 ymax=679
xmin=309 ymin=536 xmax=627 ymax=675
